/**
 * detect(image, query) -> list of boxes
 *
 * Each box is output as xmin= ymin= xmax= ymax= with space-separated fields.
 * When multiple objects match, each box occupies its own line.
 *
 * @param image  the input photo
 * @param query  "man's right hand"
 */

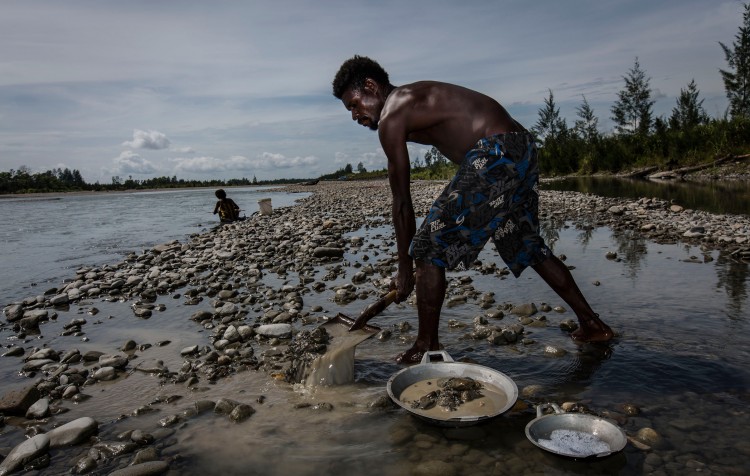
xmin=391 ymin=269 xmax=415 ymax=303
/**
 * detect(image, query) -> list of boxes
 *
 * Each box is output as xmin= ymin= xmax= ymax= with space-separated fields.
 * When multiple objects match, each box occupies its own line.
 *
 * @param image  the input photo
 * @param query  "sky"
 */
xmin=0 ymin=0 xmax=744 ymax=183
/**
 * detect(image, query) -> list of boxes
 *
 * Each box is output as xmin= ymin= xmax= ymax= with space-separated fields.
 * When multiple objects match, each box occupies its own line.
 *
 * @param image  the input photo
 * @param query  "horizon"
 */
xmin=0 ymin=0 xmax=742 ymax=183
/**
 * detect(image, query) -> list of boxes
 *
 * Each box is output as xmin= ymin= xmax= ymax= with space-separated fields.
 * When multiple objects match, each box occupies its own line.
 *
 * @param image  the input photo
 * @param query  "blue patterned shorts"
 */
xmin=409 ymin=132 xmax=550 ymax=277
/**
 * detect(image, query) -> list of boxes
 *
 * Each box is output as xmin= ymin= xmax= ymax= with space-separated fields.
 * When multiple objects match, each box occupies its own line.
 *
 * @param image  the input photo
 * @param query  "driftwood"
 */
xmin=617 ymin=166 xmax=658 ymax=179
xmin=648 ymin=154 xmax=750 ymax=180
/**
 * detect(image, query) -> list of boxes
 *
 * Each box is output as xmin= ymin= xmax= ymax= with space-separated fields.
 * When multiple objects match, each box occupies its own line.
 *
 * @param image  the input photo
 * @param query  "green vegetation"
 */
xmin=0 ymin=167 xmax=309 ymax=195
xmin=534 ymin=1 xmax=750 ymax=176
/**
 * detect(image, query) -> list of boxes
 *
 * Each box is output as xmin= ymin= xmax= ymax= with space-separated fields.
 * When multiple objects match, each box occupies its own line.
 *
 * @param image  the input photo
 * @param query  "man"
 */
xmin=332 ymin=55 xmax=613 ymax=364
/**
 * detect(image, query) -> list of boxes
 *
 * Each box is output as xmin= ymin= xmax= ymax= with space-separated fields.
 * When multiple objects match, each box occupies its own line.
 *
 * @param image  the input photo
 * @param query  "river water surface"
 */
xmin=0 ymin=183 xmax=749 ymax=475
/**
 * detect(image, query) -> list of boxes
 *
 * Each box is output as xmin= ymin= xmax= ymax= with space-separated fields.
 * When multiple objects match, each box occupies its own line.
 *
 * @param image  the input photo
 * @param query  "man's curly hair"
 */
xmin=332 ymin=55 xmax=391 ymax=99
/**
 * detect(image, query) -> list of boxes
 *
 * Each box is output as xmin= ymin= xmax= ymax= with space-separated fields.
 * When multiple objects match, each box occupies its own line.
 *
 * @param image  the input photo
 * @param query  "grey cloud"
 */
xmin=122 ymin=129 xmax=171 ymax=150
xmin=112 ymin=150 xmax=158 ymax=174
xmin=170 ymin=153 xmax=318 ymax=173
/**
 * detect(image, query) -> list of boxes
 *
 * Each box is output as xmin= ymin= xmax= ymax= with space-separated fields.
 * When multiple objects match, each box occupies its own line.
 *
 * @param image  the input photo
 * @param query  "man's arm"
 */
xmin=379 ymin=119 xmax=416 ymax=302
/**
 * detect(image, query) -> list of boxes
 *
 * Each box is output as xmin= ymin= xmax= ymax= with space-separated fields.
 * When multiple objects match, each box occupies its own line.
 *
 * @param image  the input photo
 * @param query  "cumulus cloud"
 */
xmin=170 ymin=146 xmax=195 ymax=154
xmin=112 ymin=150 xmax=158 ymax=174
xmin=122 ymin=129 xmax=171 ymax=150
xmin=170 ymin=153 xmax=318 ymax=173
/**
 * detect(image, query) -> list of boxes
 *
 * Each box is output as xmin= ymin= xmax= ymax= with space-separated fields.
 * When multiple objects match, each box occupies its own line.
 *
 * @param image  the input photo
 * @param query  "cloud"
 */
xmin=170 ymin=146 xmax=195 ymax=154
xmin=170 ymin=153 xmax=318 ymax=173
xmin=122 ymin=129 xmax=171 ymax=150
xmin=112 ymin=150 xmax=158 ymax=174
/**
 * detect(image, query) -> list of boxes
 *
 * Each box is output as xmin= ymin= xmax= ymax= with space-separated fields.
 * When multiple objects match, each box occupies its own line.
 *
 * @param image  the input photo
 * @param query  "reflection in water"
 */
xmin=611 ymin=230 xmax=648 ymax=280
xmin=542 ymin=176 xmax=750 ymax=215
xmin=715 ymin=251 xmax=749 ymax=321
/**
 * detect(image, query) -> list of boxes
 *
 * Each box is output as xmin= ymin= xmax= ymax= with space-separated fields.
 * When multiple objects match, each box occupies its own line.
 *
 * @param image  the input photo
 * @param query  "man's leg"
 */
xmin=396 ymin=259 xmax=445 ymax=364
xmin=532 ymin=254 xmax=614 ymax=342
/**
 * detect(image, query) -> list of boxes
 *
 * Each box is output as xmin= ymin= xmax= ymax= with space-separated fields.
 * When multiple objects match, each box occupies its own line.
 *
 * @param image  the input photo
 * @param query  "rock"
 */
xmin=683 ymin=226 xmax=706 ymax=238
xmin=93 ymin=440 xmax=139 ymax=458
xmin=108 ymin=461 xmax=169 ymax=476
xmin=543 ymin=345 xmax=567 ymax=357
xmin=511 ymin=302 xmax=537 ymax=317
xmin=99 ymin=354 xmax=128 ymax=369
xmin=26 ymin=397 xmax=50 ymax=419
xmin=412 ymin=460 xmax=457 ymax=476
xmin=46 ymin=417 xmax=98 ymax=447
xmin=0 ymin=384 xmax=41 ymax=416
xmin=255 ymin=323 xmax=293 ymax=339
xmin=49 ymin=293 xmax=69 ymax=306
xmin=214 ymin=398 xmax=240 ymax=415
xmin=75 ymin=456 xmax=97 ymax=473
xmin=0 ymin=434 xmax=50 ymax=476
xmin=94 ymin=366 xmax=117 ymax=381
xmin=180 ymin=345 xmax=200 ymax=356
xmin=229 ymin=404 xmax=255 ymax=423
xmin=312 ymin=247 xmax=344 ymax=258
xmin=22 ymin=309 xmax=48 ymax=321
xmin=122 ymin=340 xmax=137 ymax=351
xmin=669 ymin=204 xmax=684 ymax=213
xmin=634 ymin=427 xmax=662 ymax=447
xmin=131 ymin=447 xmax=159 ymax=464
xmin=2 ymin=346 xmax=24 ymax=357
xmin=3 ymin=304 xmax=24 ymax=322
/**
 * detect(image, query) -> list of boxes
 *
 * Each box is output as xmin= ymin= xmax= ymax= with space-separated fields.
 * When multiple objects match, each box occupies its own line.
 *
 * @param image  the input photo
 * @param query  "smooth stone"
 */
xmin=255 ymin=324 xmax=292 ymax=338
xmin=412 ymin=460 xmax=457 ymax=476
xmin=26 ymin=397 xmax=50 ymax=419
xmin=3 ymin=304 xmax=24 ymax=322
xmin=99 ymin=354 xmax=129 ymax=369
xmin=108 ymin=461 xmax=169 ymax=476
xmin=229 ymin=404 xmax=255 ymax=423
xmin=543 ymin=345 xmax=567 ymax=357
xmin=131 ymin=447 xmax=159 ymax=464
xmin=180 ymin=345 xmax=200 ymax=356
xmin=22 ymin=309 xmax=48 ymax=321
xmin=214 ymin=398 xmax=240 ymax=415
xmin=93 ymin=441 xmax=139 ymax=459
xmin=511 ymin=302 xmax=537 ymax=317
xmin=0 ymin=384 xmax=41 ymax=416
xmin=94 ymin=366 xmax=117 ymax=381
xmin=46 ymin=417 xmax=99 ymax=447
xmin=312 ymin=247 xmax=344 ymax=258
xmin=0 ymin=434 xmax=50 ymax=476
xmin=2 ymin=346 xmax=24 ymax=357
xmin=49 ymin=293 xmax=69 ymax=306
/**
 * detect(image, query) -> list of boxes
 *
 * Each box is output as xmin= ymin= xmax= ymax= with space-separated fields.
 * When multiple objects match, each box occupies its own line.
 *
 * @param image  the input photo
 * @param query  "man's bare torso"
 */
xmin=379 ymin=81 xmax=524 ymax=163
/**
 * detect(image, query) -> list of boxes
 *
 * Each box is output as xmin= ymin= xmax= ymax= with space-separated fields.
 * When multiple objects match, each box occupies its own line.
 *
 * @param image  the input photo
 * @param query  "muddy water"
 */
xmin=303 ymin=322 xmax=375 ymax=386
xmin=1 ymin=218 xmax=749 ymax=475
xmin=399 ymin=378 xmax=509 ymax=419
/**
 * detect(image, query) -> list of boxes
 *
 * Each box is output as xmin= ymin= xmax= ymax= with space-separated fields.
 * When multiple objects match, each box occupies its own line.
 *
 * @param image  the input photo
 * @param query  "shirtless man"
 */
xmin=332 ymin=55 xmax=613 ymax=364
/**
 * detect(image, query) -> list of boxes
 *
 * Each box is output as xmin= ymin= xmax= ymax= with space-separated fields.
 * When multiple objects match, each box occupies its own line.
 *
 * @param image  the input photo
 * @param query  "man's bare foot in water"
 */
xmin=395 ymin=343 xmax=440 ymax=365
xmin=570 ymin=314 xmax=614 ymax=343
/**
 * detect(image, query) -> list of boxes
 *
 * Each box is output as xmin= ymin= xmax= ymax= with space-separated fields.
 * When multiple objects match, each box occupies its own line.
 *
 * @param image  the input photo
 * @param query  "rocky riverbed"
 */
xmin=1 ymin=179 xmax=749 ymax=475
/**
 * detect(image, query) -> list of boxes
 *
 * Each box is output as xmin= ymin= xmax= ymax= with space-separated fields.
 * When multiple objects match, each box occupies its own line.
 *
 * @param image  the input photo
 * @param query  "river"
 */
xmin=0 ymin=186 xmax=309 ymax=305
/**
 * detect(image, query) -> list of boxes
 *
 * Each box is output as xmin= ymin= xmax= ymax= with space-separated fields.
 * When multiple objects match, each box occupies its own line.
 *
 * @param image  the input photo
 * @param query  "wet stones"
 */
xmin=0 ymin=384 xmax=41 ymax=416
xmin=256 ymin=323 xmax=293 ymax=339
xmin=46 ymin=417 xmax=99 ymax=447
xmin=0 ymin=433 xmax=50 ymax=476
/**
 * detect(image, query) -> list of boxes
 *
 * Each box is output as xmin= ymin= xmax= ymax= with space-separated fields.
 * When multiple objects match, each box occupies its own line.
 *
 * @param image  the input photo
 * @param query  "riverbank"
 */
xmin=1 ymin=180 xmax=748 ymax=475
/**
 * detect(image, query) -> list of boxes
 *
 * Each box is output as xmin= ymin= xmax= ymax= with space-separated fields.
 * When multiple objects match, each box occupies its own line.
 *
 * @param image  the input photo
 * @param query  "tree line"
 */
xmin=0 ymin=167 xmax=307 ymax=195
xmin=532 ymin=3 xmax=750 ymax=175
